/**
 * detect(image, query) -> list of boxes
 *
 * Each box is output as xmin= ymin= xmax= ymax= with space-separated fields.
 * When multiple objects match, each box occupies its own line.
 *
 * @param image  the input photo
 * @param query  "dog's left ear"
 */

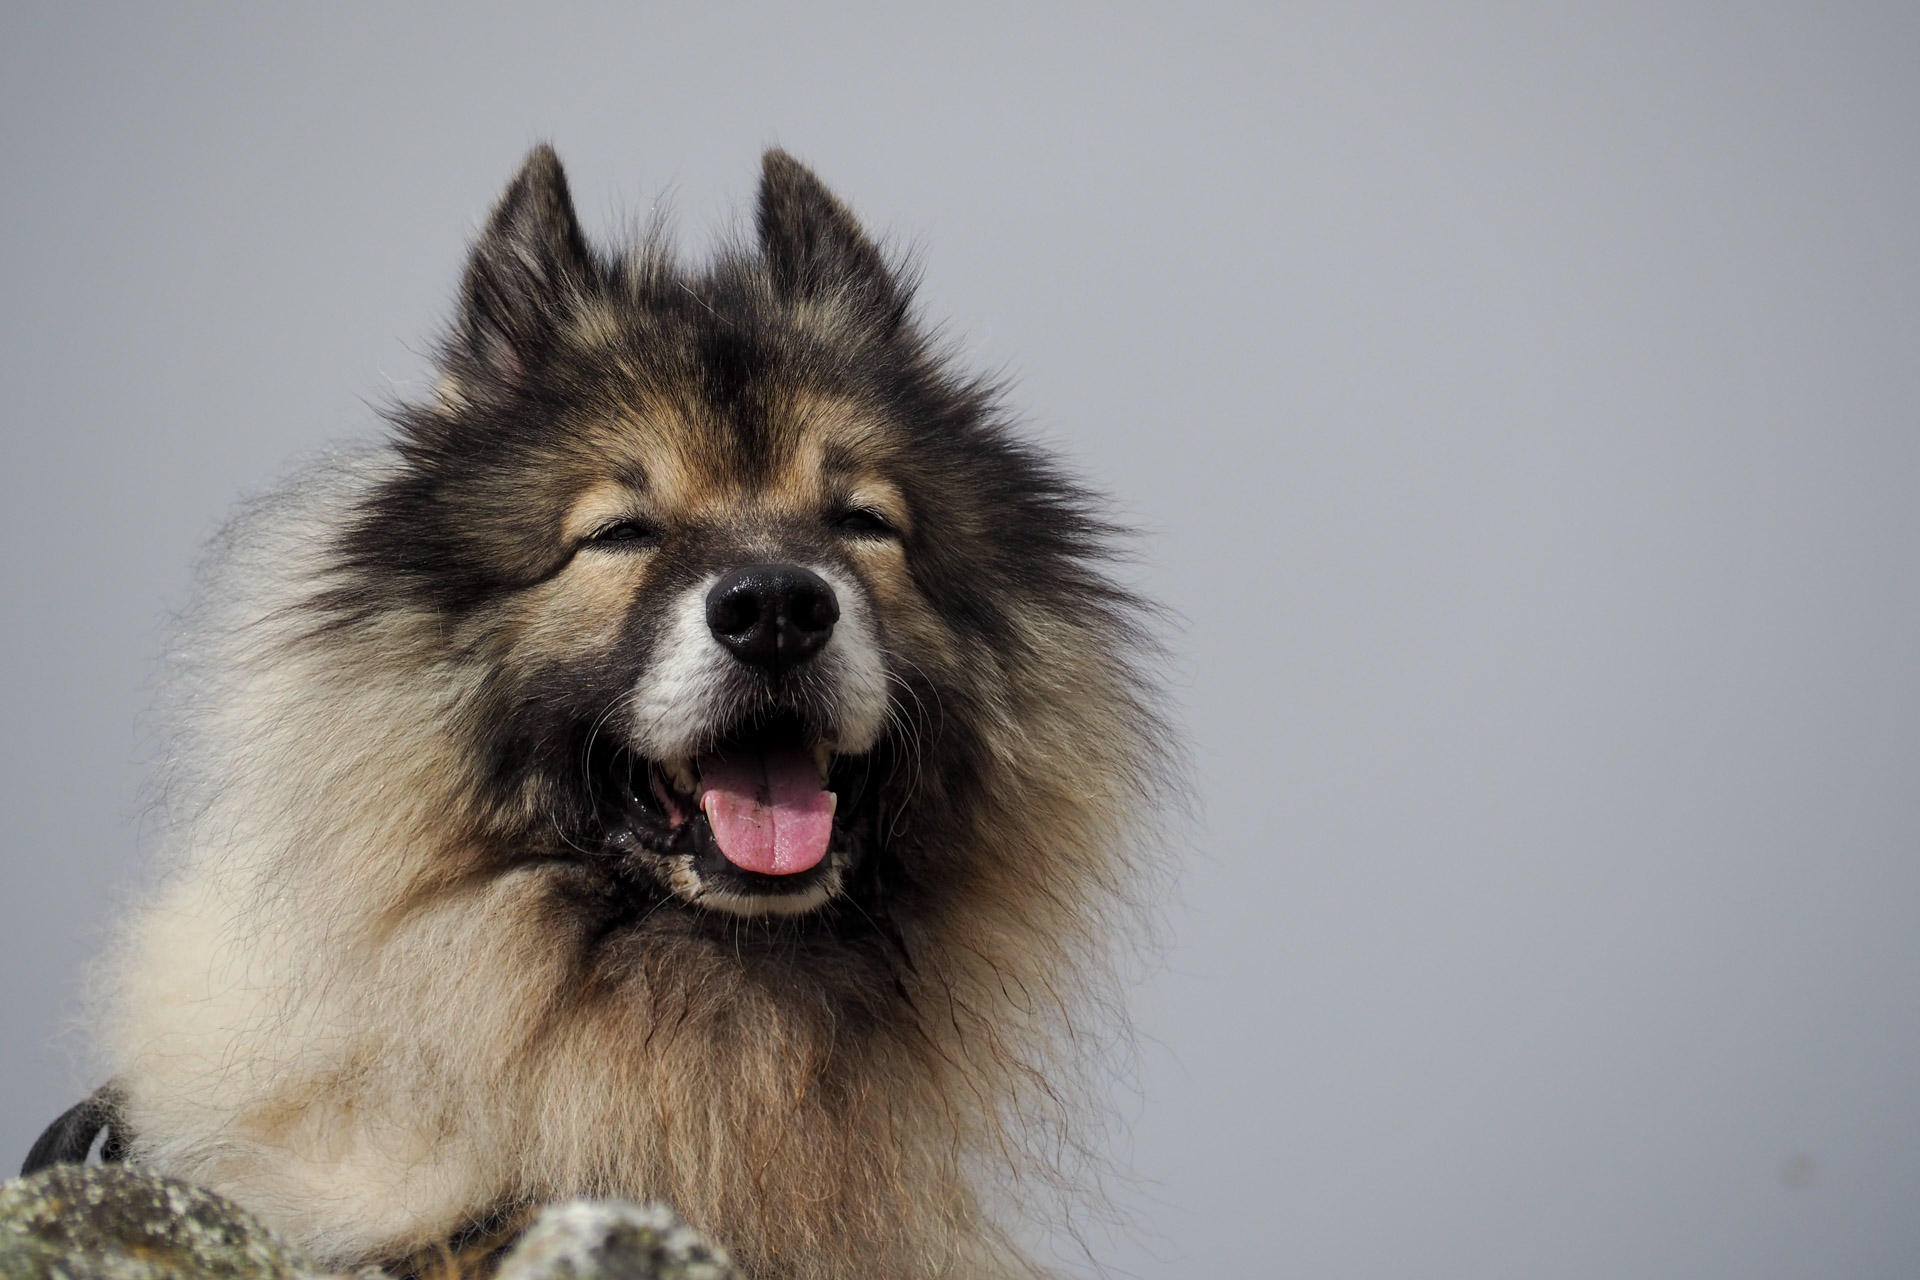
xmin=757 ymin=150 xmax=907 ymax=333
xmin=451 ymin=144 xmax=596 ymax=394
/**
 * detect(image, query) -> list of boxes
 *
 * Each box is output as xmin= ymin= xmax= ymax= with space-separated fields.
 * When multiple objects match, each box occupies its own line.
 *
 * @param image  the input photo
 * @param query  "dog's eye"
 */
xmin=589 ymin=519 xmax=660 ymax=547
xmin=832 ymin=508 xmax=894 ymax=537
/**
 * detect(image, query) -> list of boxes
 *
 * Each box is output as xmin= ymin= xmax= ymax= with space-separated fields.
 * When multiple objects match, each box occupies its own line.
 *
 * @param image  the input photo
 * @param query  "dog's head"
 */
xmin=330 ymin=147 xmax=1126 ymax=923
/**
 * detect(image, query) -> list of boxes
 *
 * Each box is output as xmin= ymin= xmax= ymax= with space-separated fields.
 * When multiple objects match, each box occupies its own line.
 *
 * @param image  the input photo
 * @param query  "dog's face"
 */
xmin=335 ymin=150 xmax=1051 ymax=921
xmin=482 ymin=391 xmax=931 ymax=917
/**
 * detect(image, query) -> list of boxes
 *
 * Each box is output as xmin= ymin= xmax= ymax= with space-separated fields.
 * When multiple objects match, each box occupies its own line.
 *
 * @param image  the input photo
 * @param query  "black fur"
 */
xmin=21 ymin=1084 xmax=127 ymax=1176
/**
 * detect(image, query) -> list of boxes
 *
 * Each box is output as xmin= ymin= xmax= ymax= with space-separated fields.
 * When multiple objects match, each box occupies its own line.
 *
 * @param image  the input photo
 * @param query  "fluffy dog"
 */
xmin=34 ymin=147 xmax=1163 ymax=1279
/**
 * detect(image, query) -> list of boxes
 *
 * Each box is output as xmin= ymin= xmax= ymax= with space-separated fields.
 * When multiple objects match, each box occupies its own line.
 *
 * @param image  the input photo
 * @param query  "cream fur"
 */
xmin=96 ymin=445 xmax=1158 ymax=1279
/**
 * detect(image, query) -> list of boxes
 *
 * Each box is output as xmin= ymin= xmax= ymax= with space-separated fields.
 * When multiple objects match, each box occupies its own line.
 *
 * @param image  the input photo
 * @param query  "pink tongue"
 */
xmin=697 ymin=744 xmax=835 ymax=876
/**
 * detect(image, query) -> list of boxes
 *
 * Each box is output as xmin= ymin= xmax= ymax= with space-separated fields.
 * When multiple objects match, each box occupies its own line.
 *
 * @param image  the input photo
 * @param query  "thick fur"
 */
xmin=93 ymin=147 xmax=1161 ymax=1279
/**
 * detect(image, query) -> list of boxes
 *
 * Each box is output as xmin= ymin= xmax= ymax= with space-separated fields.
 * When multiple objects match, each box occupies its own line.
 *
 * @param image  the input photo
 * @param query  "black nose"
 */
xmin=705 ymin=565 xmax=840 ymax=672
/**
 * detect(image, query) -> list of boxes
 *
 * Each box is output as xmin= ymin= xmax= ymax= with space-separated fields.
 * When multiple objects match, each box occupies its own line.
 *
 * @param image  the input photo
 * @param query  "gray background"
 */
xmin=4 ymin=4 xmax=1918 ymax=1276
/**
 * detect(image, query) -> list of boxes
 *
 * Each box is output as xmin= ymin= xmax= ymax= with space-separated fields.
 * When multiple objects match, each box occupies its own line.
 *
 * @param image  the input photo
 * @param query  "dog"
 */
xmin=26 ymin=146 xmax=1164 ymax=1279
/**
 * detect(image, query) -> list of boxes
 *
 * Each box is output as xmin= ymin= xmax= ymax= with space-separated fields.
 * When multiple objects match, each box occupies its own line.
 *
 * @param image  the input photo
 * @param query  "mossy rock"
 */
xmin=0 ymin=1163 xmax=322 ymax=1279
xmin=0 ymin=1163 xmax=738 ymax=1280
xmin=496 ymin=1201 xmax=737 ymax=1280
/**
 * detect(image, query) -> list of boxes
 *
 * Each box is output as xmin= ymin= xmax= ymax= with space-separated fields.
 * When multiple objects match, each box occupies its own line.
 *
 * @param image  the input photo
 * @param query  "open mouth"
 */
xmin=602 ymin=711 xmax=874 ymax=913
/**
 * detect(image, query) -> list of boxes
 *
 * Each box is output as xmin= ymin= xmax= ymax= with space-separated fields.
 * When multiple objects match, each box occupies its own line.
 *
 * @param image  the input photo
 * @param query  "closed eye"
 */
xmin=588 ymin=519 xmax=660 ymax=547
xmin=832 ymin=508 xmax=894 ymax=537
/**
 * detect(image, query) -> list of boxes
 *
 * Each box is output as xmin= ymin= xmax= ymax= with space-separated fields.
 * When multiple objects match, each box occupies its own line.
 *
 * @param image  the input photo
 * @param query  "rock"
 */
xmin=0 ymin=1163 xmax=735 ymax=1280
xmin=0 ymin=1163 xmax=328 ymax=1280
xmin=494 ymin=1201 xmax=738 ymax=1280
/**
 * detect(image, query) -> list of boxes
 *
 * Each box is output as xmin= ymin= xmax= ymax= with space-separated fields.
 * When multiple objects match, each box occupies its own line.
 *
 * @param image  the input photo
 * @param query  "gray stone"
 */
xmin=0 ymin=1164 xmax=736 ymax=1280
xmin=494 ymin=1202 xmax=738 ymax=1280
xmin=0 ymin=1163 xmax=330 ymax=1280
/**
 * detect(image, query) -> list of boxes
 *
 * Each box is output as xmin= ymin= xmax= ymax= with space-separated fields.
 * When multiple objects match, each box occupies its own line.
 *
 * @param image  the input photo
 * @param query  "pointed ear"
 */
xmin=452 ymin=144 xmax=595 ymax=391
xmin=757 ymin=150 xmax=906 ymax=330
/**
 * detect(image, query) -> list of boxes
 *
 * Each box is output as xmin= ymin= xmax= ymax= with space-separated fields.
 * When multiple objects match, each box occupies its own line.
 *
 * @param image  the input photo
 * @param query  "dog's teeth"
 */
xmin=827 ymin=791 xmax=838 ymax=816
xmin=666 ymin=758 xmax=698 ymax=796
xmin=812 ymin=744 xmax=832 ymax=782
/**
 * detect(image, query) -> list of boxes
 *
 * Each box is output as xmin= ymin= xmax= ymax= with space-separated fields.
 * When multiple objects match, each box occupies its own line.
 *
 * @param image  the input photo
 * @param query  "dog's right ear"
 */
xmin=757 ymin=150 xmax=907 ymax=334
xmin=450 ymin=144 xmax=595 ymax=395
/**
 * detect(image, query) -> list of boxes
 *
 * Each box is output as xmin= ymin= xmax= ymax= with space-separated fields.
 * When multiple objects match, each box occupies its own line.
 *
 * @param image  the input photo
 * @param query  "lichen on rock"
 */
xmin=0 ymin=1163 xmax=739 ymax=1280
xmin=0 ymin=1163 xmax=325 ymax=1279
xmin=493 ymin=1201 xmax=738 ymax=1280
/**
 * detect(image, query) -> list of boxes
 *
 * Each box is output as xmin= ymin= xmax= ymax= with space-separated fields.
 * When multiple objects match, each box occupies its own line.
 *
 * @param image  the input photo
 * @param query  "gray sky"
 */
xmin=4 ymin=4 xmax=1919 ymax=1276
